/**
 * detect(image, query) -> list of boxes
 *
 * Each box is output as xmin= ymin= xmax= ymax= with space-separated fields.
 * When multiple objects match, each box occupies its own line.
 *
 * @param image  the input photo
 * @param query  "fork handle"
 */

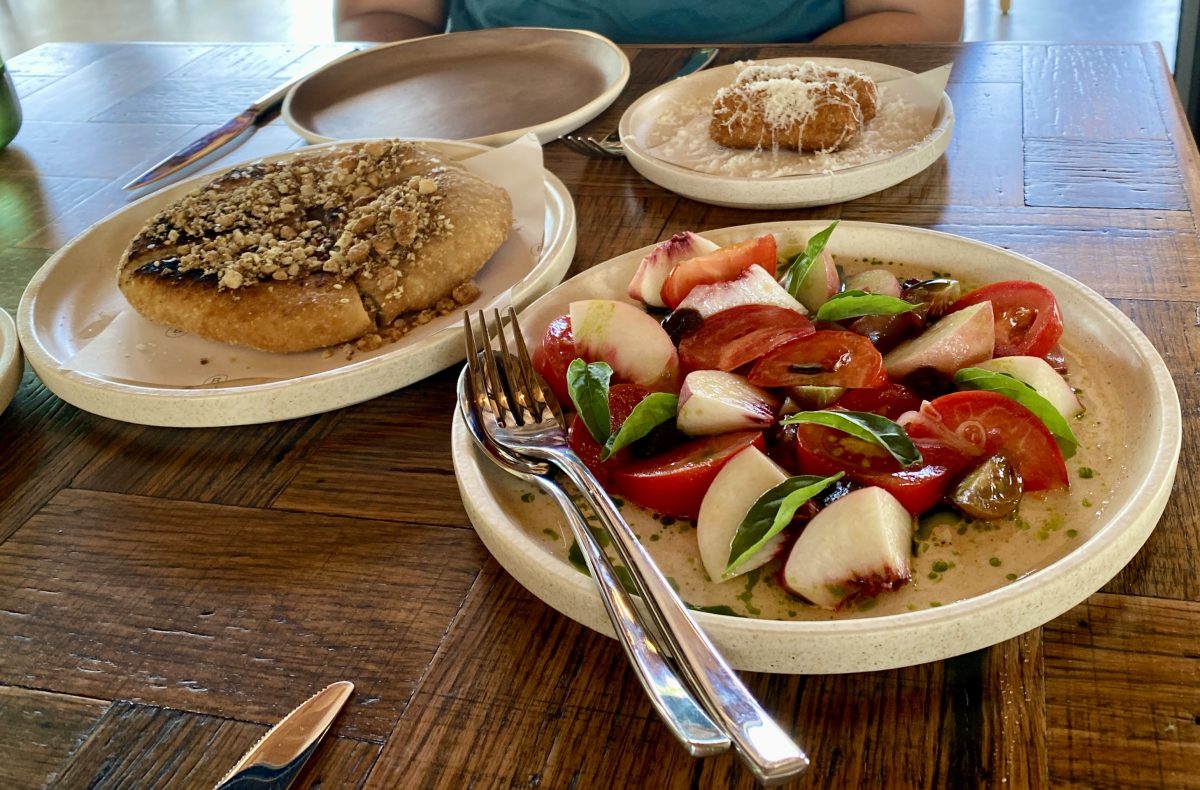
xmin=547 ymin=447 xmax=810 ymax=786
xmin=537 ymin=477 xmax=731 ymax=756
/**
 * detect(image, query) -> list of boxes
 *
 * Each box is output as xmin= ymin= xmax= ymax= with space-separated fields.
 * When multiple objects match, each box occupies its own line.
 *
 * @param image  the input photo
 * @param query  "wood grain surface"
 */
xmin=1 ymin=41 xmax=1198 ymax=789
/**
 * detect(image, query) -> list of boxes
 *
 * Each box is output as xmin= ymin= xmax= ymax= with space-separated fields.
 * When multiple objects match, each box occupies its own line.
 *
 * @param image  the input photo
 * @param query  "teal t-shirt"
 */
xmin=446 ymin=0 xmax=845 ymax=44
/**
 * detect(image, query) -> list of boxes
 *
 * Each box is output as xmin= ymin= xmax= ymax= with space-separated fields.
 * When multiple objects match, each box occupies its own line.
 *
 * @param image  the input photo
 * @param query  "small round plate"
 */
xmin=17 ymin=140 xmax=576 ymax=427
xmin=618 ymin=58 xmax=954 ymax=209
xmin=451 ymin=220 xmax=1179 ymax=674
xmin=0 ymin=307 xmax=22 ymax=414
xmin=284 ymin=28 xmax=630 ymax=146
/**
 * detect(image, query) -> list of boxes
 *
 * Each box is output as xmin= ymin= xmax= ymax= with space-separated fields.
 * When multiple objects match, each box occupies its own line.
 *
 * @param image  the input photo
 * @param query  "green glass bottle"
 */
xmin=0 ymin=51 xmax=22 ymax=149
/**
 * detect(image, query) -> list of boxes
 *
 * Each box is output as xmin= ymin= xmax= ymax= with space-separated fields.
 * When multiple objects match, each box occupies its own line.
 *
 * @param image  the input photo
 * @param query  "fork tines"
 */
xmin=559 ymin=133 xmax=624 ymax=159
xmin=464 ymin=308 xmax=559 ymax=428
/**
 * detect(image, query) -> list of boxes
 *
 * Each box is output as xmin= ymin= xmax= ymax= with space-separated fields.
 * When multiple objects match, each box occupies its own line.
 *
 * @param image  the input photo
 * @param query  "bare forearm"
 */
xmin=814 ymin=11 xmax=959 ymax=42
xmin=818 ymin=0 xmax=963 ymax=43
xmin=334 ymin=0 xmax=445 ymax=41
xmin=336 ymin=11 xmax=439 ymax=40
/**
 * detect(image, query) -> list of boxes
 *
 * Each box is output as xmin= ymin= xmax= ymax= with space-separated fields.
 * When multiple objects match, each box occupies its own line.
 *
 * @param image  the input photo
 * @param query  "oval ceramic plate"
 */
xmin=618 ymin=58 xmax=954 ymax=209
xmin=18 ymin=140 xmax=576 ymax=427
xmin=284 ymin=28 xmax=630 ymax=146
xmin=450 ymin=220 xmax=1180 ymax=674
xmin=0 ymin=308 xmax=21 ymax=414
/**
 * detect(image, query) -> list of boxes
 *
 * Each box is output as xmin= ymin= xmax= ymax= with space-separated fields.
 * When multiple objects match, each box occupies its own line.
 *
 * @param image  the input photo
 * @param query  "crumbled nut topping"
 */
xmin=141 ymin=141 xmax=455 ymax=291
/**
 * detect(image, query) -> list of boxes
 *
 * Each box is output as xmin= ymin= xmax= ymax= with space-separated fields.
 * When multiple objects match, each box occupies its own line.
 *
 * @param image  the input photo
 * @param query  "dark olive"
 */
xmin=950 ymin=454 xmax=1023 ymax=520
xmin=660 ymin=308 xmax=703 ymax=346
xmin=847 ymin=311 xmax=925 ymax=353
xmin=899 ymin=366 xmax=956 ymax=401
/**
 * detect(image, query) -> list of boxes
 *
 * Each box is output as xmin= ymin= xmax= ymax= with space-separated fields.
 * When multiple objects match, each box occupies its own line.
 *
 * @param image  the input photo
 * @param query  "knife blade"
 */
xmin=122 ymin=51 xmax=356 ymax=191
xmin=214 ymin=680 xmax=354 ymax=790
xmin=674 ymin=46 xmax=719 ymax=78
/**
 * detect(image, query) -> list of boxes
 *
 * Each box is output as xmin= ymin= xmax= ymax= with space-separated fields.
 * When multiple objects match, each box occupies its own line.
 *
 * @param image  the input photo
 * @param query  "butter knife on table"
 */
xmin=123 ymin=52 xmax=355 ymax=192
xmin=213 ymin=680 xmax=354 ymax=790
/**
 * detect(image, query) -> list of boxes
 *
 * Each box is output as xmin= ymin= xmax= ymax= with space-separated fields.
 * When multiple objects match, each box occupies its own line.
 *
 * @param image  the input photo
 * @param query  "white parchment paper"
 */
xmin=65 ymin=134 xmax=546 ymax=388
xmin=642 ymin=63 xmax=953 ymax=179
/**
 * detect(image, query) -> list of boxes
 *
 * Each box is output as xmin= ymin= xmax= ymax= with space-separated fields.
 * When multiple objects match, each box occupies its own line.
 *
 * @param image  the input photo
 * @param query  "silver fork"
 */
xmin=456 ymin=358 xmax=731 ymax=757
xmin=559 ymin=46 xmax=719 ymax=159
xmin=466 ymin=307 xmax=811 ymax=786
xmin=559 ymin=130 xmax=624 ymax=159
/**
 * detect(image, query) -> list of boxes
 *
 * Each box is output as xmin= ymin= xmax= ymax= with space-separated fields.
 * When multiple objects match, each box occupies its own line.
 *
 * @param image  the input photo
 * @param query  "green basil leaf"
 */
xmin=953 ymin=367 xmax=1079 ymax=457
xmin=781 ymin=410 xmax=923 ymax=467
xmin=780 ymin=220 xmax=839 ymax=298
xmin=601 ymin=392 xmax=678 ymax=461
xmin=815 ymin=290 xmax=917 ymax=322
xmin=566 ymin=359 xmax=612 ymax=444
xmin=724 ymin=473 xmax=844 ymax=576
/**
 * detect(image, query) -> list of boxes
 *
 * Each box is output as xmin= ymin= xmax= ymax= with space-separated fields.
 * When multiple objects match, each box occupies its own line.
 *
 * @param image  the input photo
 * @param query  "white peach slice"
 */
xmin=627 ymin=231 xmax=719 ymax=308
xmin=569 ymin=299 xmax=680 ymax=391
xmin=676 ymin=370 xmax=781 ymax=436
xmin=792 ymin=248 xmax=840 ymax=313
xmin=884 ymin=301 xmax=995 ymax=379
xmin=696 ymin=446 xmax=789 ymax=582
xmin=843 ymin=268 xmax=901 ymax=298
xmin=973 ymin=355 xmax=1083 ymax=419
xmin=781 ymin=486 xmax=913 ymax=610
xmin=677 ymin=265 xmax=807 ymax=318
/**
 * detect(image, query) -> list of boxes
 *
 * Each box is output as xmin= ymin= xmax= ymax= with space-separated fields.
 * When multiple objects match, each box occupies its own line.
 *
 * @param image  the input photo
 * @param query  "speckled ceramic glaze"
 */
xmin=618 ymin=58 xmax=954 ymax=209
xmin=451 ymin=220 xmax=1180 ymax=674
xmin=17 ymin=140 xmax=576 ymax=427
xmin=284 ymin=28 xmax=630 ymax=146
xmin=0 ymin=308 xmax=21 ymax=414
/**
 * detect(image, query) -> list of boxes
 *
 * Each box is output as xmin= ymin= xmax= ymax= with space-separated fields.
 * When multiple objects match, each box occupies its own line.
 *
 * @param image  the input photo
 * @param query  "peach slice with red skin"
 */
xmin=569 ymin=299 xmax=680 ymax=392
xmin=676 ymin=370 xmax=781 ymax=436
xmin=677 ymin=264 xmax=807 ymax=319
xmin=627 ymin=231 xmax=719 ymax=308
xmin=781 ymin=486 xmax=914 ymax=610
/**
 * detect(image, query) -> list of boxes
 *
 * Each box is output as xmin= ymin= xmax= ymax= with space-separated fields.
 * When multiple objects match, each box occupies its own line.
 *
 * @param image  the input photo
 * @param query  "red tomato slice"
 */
xmin=900 ymin=391 xmax=1069 ymax=491
xmin=792 ymin=423 xmax=969 ymax=515
xmin=748 ymin=330 xmax=887 ymax=389
xmin=660 ymin=234 xmax=778 ymax=309
xmin=950 ymin=280 xmax=1064 ymax=358
xmin=678 ymin=304 xmax=815 ymax=372
xmin=610 ymin=430 xmax=765 ymax=520
xmin=531 ymin=314 xmax=577 ymax=408
xmin=567 ymin=383 xmax=652 ymax=487
xmin=832 ymin=381 xmax=923 ymax=421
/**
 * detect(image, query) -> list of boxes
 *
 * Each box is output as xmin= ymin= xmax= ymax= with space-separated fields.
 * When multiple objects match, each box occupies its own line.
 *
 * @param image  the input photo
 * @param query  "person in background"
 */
xmin=335 ymin=0 xmax=964 ymax=45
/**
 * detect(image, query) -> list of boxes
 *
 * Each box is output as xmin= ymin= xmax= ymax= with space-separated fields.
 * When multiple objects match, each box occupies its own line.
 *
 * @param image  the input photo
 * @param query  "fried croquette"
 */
xmin=709 ymin=62 xmax=879 ymax=152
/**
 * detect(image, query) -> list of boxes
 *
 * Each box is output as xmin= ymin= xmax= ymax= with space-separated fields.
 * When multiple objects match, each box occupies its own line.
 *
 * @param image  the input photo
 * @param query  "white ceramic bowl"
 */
xmin=284 ymin=28 xmax=630 ymax=147
xmin=451 ymin=220 xmax=1180 ymax=674
xmin=618 ymin=58 xmax=954 ymax=209
xmin=0 ymin=307 xmax=22 ymax=414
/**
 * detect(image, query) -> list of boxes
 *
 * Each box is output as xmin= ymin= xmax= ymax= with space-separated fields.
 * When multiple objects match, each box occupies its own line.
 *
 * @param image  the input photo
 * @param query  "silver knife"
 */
xmin=214 ymin=680 xmax=354 ymax=790
xmin=676 ymin=46 xmax=719 ymax=78
xmin=123 ymin=50 xmax=357 ymax=191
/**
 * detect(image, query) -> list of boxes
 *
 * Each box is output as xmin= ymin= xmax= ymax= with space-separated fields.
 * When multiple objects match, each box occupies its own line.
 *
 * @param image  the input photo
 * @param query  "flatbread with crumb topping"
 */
xmin=118 ymin=140 xmax=513 ymax=353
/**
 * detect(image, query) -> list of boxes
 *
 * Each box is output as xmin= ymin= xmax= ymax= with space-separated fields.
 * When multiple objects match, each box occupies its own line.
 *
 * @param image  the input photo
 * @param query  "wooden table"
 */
xmin=1 ymin=40 xmax=1198 ymax=789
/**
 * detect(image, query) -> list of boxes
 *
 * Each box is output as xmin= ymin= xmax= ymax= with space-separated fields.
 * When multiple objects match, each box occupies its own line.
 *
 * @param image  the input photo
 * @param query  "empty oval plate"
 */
xmin=283 ymin=28 xmax=630 ymax=146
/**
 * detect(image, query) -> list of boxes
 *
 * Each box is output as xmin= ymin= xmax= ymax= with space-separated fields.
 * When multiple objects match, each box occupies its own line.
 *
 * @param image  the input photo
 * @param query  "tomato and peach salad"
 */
xmin=530 ymin=224 xmax=1079 ymax=611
